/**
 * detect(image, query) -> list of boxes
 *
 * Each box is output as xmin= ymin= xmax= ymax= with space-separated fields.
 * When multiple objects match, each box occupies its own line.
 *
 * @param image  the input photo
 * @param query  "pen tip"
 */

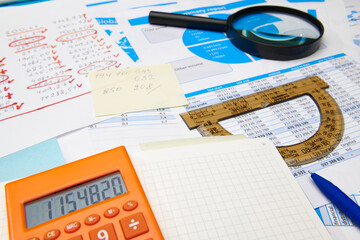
xmin=308 ymin=170 xmax=312 ymax=174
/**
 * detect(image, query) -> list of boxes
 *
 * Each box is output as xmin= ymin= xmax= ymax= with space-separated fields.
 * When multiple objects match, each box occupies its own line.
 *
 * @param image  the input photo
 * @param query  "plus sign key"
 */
xmin=120 ymin=213 xmax=149 ymax=239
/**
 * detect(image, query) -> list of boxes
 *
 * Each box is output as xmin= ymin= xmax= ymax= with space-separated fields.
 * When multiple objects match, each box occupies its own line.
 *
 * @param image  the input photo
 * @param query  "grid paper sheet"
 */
xmin=131 ymin=138 xmax=331 ymax=240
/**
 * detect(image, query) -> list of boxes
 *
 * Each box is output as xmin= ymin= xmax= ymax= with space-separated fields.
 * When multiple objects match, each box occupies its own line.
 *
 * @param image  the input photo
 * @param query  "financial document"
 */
xmin=1 ymin=0 xmax=360 ymax=239
xmin=57 ymin=1 xmax=360 ymax=239
xmin=0 ymin=0 xmax=133 ymax=157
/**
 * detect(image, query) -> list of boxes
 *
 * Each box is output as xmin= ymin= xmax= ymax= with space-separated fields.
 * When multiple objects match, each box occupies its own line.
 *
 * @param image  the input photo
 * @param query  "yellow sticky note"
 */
xmin=89 ymin=64 xmax=188 ymax=116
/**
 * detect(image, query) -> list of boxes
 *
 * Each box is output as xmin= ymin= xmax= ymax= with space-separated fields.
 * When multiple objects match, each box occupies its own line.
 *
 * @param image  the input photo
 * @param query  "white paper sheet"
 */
xmin=0 ymin=0 xmax=133 ymax=157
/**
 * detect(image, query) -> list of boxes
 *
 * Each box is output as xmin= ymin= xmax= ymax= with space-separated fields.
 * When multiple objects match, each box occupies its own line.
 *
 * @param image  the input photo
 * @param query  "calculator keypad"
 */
xmin=104 ymin=207 xmax=120 ymax=218
xmin=67 ymin=236 xmax=83 ymax=240
xmin=84 ymin=214 xmax=101 ymax=226
xmin=120 ymin=213 xmax=149 ymax=240
xmin=123 ymin=200 xmax=138 ymax=211
xmin=89 ymin=223 xmax=117 ymax=240
xmin=44 ymin=229 xmax=60 ymax=240
xmin=64 ymin=221 xmax=81 ymax=233
xmin=30 ymin=200 xmax=150 ymax=240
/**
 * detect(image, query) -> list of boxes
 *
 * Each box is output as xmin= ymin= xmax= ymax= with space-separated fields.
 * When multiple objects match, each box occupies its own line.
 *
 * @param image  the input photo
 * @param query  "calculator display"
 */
xmin=24 ymin=171 xmax=127 ymax=228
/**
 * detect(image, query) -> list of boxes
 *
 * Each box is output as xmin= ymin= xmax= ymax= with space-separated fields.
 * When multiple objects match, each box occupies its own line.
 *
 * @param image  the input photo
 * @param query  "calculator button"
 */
xmin=64 ymin=221 xmax=81 ymax=233
xmin=27 ymin=238 xmax=40 ymax=240
xmin=120 ymin=212 xmax=149 ymax=239
xmin=104 ymin=207 xmax=120 ymax=218
xmin=89 ymin=223 xmax=118 ymax=240
xmin=123 ymin=200 xmax=138 ymax=211
xmin=85 ymin=214 xmax=101 ymax=225
xmin=67 ymin=236 xmax=83 ymax=240
xmin=44 ymin=229 xmax=61 ymax=240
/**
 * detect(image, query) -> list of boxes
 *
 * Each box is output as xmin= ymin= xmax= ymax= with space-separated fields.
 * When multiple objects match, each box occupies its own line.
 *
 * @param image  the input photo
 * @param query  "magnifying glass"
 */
xmin=149 ymin=6 xmax=324 ymax=60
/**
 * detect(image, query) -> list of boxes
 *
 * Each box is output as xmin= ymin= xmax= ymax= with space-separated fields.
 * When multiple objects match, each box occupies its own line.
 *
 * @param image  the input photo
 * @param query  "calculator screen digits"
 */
xmin=24 ymin=171 xmax=127 ymax=228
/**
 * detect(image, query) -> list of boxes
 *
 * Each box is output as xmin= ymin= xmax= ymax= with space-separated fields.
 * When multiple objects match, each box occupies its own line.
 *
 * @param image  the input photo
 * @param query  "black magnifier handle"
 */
xmin=149 ymin=11 xmax=227 ymax=32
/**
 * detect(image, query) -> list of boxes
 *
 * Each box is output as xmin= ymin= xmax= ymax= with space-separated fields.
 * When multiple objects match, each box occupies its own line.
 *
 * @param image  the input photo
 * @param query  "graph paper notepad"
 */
xmin=130 ymin=138 xmax=331 ymax=240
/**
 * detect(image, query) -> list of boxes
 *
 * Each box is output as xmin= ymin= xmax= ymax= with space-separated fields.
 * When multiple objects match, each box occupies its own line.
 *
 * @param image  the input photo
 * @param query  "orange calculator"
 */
xmin=5 ymin=146 xmax=164 ymax=240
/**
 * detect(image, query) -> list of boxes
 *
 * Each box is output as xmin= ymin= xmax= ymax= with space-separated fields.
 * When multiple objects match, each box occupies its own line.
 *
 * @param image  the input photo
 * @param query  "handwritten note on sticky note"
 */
xmin=89 ymin=64 xmax=188 ymax=116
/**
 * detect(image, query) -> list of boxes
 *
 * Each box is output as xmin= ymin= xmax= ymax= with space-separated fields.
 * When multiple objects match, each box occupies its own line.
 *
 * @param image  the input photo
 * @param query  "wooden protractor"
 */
xmin=180 ymin=76 xmax=344 ymax=166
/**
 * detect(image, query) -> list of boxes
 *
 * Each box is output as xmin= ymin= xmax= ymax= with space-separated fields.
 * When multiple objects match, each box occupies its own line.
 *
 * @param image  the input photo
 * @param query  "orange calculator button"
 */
xmin=27 ymin=237 xmax=39 ymax=240
xmin=89 ymin=223 xmax=117 ymax=240
xmin=64 ymin=221 xmax=81 ymax=233
xmin=67 ymin=236 xmax=83 ymax=240
xmin=85 ymin=214 xmax=101 ymax=225
xmin=123 ymin=200 xmax=138 ymax=211
xmin=104 ymin=207 xmax=120 ymax=218
xmin=120 ymin=212 xmax=149 ymax=239
xmin=44 ymin=229 xmax=60 ymax=240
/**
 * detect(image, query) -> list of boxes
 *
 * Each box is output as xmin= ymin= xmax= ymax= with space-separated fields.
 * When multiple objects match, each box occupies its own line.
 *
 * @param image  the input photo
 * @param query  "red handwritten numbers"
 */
xmin=1 ymin=12 xmax=125 ymax=121
xmin=82 ymin=14 xmax=121 ymax=68
xmin=56 ymin=29 xmax=97 ymax=43
xmin=8 ymin=27 xmax=48 ymax=53
xmin=0 ymin=57 xmax=24 ymax=117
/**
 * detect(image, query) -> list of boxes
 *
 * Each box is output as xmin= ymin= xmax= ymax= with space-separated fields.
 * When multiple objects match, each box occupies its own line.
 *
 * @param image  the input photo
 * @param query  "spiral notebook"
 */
xmin=130 ymin=138 xmax=331 ymax=240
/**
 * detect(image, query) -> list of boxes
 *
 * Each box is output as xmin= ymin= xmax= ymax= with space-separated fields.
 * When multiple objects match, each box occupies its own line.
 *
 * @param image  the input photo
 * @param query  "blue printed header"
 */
xmin=96 ymin=18 xmax=118 ymax=25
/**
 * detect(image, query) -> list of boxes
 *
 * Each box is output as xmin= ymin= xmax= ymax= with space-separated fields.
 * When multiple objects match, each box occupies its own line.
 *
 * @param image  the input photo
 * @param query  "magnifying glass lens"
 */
xmin=232 ymin=12 xmax=321 ymax=46
xmin=149 ymin=5 xmax=324 ymax=60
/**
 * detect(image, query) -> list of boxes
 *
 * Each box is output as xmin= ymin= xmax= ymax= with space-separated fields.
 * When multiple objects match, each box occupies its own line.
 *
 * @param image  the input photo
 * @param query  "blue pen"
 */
xmin=311 ymin=172 xmax=360 ymax=227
